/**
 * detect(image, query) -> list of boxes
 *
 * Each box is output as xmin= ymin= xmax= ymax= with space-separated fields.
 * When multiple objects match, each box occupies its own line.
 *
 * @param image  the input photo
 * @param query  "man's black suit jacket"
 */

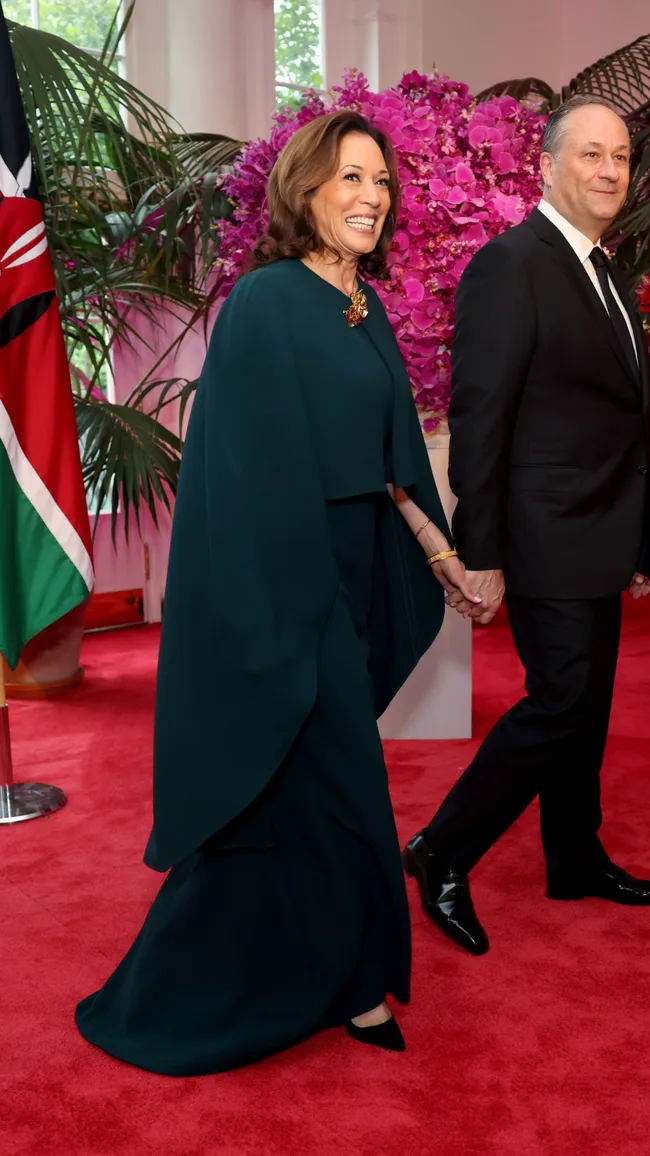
xmin=448 ymin=206 xmax=650 ymax=599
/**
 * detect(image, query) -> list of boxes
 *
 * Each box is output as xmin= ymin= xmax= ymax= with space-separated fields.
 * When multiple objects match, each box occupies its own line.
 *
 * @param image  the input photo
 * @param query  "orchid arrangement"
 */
xmin=217 ymin=70 xmax=546 ymax=430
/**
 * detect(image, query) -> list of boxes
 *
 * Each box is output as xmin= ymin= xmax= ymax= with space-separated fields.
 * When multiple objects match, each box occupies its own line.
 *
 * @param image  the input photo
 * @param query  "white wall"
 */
xmin=558 ymin=0 xmax=648 ymax=96
xmin=126 ymin=0 xmax=650 ymax=135
xmin=126 ymin=1 xmax=650 ymax=146
xmin=422 ymin=0 xmax=649 ymax=98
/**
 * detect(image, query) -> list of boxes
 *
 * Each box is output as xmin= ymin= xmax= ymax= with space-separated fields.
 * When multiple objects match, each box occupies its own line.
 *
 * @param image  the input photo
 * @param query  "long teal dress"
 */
xmin=75 ymin=259 xmax=450 ymax=1075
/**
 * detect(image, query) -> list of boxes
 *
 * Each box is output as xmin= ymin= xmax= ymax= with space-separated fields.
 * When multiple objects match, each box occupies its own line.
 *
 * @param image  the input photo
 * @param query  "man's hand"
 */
xmin=629 ymin=572 xmax=650 ymax=599
xmin=445 ymin=568 xmax=505 ymax=624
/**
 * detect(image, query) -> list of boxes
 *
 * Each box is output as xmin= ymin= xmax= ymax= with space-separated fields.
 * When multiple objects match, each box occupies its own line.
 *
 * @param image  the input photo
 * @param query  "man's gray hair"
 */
xmin=542 ymin=94 xmax=625 ymax=158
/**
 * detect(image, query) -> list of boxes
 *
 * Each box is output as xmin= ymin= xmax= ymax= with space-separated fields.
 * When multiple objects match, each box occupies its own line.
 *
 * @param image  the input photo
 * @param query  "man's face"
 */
xmin=541 ymin=105 xmax=630 ymax=238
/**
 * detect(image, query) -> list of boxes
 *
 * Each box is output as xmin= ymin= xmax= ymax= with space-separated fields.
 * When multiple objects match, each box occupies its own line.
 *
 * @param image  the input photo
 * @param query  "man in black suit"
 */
xmin=404 ymin=95 xmax=650 ymax=955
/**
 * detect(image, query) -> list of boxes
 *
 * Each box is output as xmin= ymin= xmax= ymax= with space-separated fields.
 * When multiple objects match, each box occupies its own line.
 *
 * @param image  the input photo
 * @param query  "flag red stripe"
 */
xmin=0 ymin=197 xmax=92 ymax=556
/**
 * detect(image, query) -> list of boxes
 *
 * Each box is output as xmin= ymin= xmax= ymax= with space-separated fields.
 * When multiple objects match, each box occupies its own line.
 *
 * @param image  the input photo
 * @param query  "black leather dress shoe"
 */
xmin=403 ymin=831 xmax=489 ymax=955
xmin=547 ymin=862 xmax=650 ymax=904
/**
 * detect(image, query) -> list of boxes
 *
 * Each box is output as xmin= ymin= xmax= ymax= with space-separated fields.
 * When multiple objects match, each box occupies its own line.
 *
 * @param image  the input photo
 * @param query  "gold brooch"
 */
xmin=344 ymin=288 xmax=369 ymax=328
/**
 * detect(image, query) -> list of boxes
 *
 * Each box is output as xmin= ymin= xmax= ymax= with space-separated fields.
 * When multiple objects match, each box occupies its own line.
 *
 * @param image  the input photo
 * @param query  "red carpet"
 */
xmin=2 ymin=604 xmax=650 ymax=1156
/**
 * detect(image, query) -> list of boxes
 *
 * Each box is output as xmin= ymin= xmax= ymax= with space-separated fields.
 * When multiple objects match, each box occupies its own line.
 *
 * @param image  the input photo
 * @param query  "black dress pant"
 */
xmin=425 ymin=594 xmax=622 ymax=884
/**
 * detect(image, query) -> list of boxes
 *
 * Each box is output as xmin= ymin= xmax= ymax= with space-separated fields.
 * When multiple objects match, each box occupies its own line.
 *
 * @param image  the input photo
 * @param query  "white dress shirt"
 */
xmin=537 ymin=198 xmax=638 ymax=363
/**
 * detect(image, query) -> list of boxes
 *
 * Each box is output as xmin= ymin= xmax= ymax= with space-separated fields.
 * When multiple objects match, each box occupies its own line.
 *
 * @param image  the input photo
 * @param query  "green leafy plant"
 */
xmin=476 ymin=34 xmax=650 ymax=283
xmin=8 ymin=4 xmax=241 ymax=539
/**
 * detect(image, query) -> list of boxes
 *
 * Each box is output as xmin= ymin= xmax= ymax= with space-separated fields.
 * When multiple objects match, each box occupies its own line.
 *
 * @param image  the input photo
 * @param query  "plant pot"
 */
xmin=2 ymin=602 xmax=87 ymax=700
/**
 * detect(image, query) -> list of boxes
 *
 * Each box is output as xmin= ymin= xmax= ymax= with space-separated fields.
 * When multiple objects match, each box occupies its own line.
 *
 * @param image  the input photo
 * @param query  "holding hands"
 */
xmin=439 ymin=566 xmax=650 ymax=623
xmin=441 ymin=566 xmax=505 ymax=625
xmin=431 ymin=554 xmax=484 ymax=616
xmin=412 ymin=510 xmax=504 ymax=626
xmin=388 ymin=490 xmax=505 ymax=626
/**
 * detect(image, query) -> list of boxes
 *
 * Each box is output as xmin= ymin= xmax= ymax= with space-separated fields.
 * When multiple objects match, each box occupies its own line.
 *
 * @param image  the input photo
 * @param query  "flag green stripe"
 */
xmin=0 ymin=439 xmax=88 ymax=669
xmin=0 ymin=400 xmax=94 ymax=591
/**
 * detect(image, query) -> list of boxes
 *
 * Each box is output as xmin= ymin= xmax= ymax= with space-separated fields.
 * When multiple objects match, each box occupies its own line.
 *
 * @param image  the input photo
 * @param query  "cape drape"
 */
xmin=145 ymin=264 xmax=449 ymax=871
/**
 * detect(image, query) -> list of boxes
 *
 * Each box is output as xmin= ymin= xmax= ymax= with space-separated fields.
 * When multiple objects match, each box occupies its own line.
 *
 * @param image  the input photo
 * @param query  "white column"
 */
xmin=124 ymin=0 xmax=169 ymax=112
xmin=241 ymin=0 xmax=277 ymax=140
xmin=322 ymin=0 xmax=358 ymax=90
xmin=167 ymin=0 xmax=243 ymax=138
xmin=354 ymin=1 xmax=398 ymax=91
xmin=159 ymin=0 xmax=276 ymax=140
xmin=353 ymin=0 xmax=425 ymax=92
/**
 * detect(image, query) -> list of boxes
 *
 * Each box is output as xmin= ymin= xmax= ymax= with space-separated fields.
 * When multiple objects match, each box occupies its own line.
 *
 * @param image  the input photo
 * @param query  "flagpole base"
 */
xmin=0 ymin=783 xmax=67 ymax=824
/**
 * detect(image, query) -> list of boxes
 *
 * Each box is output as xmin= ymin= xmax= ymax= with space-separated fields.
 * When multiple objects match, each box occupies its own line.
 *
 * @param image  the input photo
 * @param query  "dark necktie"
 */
xmin=589 ymin=247 xmax=639 ymax=379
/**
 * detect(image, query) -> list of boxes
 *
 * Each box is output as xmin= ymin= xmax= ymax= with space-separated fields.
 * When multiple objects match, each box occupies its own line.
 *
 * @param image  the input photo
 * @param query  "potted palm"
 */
xmin=3 ymin=5 xmax=241 ymax=693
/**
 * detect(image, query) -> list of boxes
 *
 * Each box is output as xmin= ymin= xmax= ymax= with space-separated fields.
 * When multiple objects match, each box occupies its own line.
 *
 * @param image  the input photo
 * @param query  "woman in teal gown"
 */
xmin=75 ymin=110 xmax=476 ymax=1074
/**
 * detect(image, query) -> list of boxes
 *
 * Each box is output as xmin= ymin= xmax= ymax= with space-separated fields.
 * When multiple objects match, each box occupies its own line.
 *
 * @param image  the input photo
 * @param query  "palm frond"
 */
xmin=607 ymin=98 xmax=650 ymax=282
xmin=8 ymin=18 xmax=234 ymax=322
xmin=76 ymin=397 xmax=183 ymax=543
xmin=169 ymin=133 xmax=243 ymax=179
xmin=127 ymin=376 xmax=200 ymax=438
xmin=7 ymin=15 xmax=179 ymax=197
xmin=565 ymin=34 xmax=650 ymax=115
xmin=7 ymin=14 xmax=238 ymax=536
xmin=475 ymin=76 xmax=557 ymax=109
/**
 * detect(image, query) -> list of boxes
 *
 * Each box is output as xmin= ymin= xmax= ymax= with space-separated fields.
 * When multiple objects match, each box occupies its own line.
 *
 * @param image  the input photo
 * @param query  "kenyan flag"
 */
xmin=0 ymin=4 xmax=93 ymax=670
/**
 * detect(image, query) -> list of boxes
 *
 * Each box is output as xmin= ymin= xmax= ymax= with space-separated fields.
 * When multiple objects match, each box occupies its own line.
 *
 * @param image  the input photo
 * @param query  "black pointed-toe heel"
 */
xmin=345 ymin=1016 xmax=406 ymax=1052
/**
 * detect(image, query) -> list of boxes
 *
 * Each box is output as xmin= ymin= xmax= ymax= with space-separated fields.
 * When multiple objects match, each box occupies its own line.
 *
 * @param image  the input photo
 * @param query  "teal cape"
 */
xmin=145 ymin=260 xmax=449 ymax=871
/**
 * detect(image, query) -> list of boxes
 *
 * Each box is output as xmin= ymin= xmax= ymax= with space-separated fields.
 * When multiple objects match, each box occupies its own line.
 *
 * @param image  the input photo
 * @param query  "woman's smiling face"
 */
xmin=308 ymin=131 xmax=391 ymax=261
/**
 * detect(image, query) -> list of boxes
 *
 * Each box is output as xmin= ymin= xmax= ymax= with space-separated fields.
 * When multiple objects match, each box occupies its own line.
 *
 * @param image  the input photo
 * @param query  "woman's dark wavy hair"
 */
xmin=249 ymin=110 xmax=400 ymax=280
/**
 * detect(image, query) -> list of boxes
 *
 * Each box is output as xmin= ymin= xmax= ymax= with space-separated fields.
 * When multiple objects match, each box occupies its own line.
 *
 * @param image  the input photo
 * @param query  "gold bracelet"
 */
xmin=415 ymin=517 xmax=431 ymax=540
xmin=426 ymin=550 xmax=458 ymax=566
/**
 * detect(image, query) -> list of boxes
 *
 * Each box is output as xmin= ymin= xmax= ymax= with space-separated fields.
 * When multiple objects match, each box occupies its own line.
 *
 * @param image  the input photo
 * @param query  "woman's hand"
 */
xmin=444 ymin=568 xmax=504 ymax=624
xmin=431 ymin=556 xmax=483 ymax=616
xmin=384 ymin=487 xmax=484 ymax=617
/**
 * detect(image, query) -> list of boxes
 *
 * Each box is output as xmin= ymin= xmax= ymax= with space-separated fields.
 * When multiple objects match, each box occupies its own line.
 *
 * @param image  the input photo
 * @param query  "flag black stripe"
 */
xmin=0 ymin=292 xmax=55 ymax=348
xmin=0 ymin=2 xmax=39 ymax=200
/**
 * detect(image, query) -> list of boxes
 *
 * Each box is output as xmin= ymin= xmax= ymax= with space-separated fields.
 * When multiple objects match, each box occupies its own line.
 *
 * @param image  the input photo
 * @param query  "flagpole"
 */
xmin=0 ymin=660 xmax=66 ymax=824
xmin=0 ymin=8 xmax=91 ymax=828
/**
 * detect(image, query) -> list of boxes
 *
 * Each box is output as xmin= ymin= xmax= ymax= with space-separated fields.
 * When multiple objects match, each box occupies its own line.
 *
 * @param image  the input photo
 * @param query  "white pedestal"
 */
xmin=378 ymin=434 xmax=473 ymax=739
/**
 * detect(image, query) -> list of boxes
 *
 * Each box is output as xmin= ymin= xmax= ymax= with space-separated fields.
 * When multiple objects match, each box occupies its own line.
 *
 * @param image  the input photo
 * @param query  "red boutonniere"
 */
xmin=638 ymin=275 xmax=650 ymax=317
xmin=637 ymin=276 xmax=650 ymax=354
